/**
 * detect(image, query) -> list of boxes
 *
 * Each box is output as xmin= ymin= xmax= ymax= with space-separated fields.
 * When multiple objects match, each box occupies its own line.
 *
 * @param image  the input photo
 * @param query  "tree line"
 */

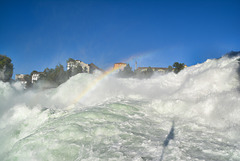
xmin=0 ymin=55 xmax=187 ymax=85
xmin=24 ymin=58 xmax=90 ymax=89
xmin=0 ymin=55 xmax=92 ymax=89
xmin=0 ymin=55 xmax=13 ymax=82
xmin=117 ymin=62 xmax=186 ymax=78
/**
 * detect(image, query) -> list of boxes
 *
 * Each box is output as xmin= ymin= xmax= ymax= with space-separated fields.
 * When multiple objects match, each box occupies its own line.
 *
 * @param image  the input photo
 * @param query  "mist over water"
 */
xmin=0 ymin=55 xmax=240 ymax=160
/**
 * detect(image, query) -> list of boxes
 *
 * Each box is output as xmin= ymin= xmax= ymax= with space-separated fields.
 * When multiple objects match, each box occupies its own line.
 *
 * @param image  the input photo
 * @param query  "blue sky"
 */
xmin=0 ymin=0 xmax=240 ymax=76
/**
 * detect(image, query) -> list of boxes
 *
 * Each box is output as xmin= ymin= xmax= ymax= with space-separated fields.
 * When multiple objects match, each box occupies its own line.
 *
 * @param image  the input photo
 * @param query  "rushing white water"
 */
xmin=0 ymin=55 xmax=240 ymax=161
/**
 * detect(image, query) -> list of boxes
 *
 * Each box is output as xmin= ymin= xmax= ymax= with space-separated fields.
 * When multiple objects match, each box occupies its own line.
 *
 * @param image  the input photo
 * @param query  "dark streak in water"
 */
xmin=159 ymin=121 xmax=175 ymax=161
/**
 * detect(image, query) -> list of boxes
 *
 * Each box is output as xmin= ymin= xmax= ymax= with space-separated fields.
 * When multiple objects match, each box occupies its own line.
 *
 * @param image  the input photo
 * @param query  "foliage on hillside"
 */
xmin=118 ymin=64 xmax=154 ymax=79
xmin=117 ymin=61 xmax=186 ymax=79
xmin=118 ymin=64 xmax=134 ymax=78
xmin=39 ymin=64 xmax=69 ymax=86
xmin=0 ymin=55 xmax=13 ymax=82
xmin=173 ymin=62 xmax=185 ymax=74
xmin=31 ymin=59 xmax=90 ymax=88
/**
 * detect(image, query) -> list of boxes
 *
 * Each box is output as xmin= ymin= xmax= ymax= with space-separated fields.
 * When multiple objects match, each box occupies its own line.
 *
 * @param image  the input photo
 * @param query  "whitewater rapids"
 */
xmin=0 ymin=55 xmax=240 ymax=161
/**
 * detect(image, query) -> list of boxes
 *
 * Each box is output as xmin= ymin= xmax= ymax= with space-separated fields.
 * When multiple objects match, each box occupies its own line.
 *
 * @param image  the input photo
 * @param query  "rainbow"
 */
xmin=71 ymin=51 xmax=157 ymax=105
xmin=71 ymin=67 xmax=119 ymax=105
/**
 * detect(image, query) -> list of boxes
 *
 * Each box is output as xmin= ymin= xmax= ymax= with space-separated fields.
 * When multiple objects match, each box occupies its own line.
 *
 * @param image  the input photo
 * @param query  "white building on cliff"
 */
xmin=67 ymin=59 xmax=103 ymax=74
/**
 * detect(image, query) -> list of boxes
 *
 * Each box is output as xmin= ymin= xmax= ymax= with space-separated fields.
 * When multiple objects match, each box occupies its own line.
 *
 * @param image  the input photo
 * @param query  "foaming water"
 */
xmin=0 ymin=55 xmax=240 ymax=160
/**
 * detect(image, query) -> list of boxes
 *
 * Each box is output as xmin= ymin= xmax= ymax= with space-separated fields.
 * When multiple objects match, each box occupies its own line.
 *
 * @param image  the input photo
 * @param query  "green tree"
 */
xmin=145 ymin=66 xmax=154 ymax=78
xmin=55 ymin=64 xmax=68 ymax=85
xmin=173 ymin=62 xmax=185 ymax=74
xmin=66 ymin=69 xmax=72 ymax=78
xmin=76 ymin=65 xmax=83 ymax=73
xmin=83 ymin=67 xmax=88 ymax=73
xmin=39 ymin=64 xmax=68 ymax=86
xmin=40 ymin=68 xmax=55 ymax=83
xmin=118 ymin=64 xmax=134 ymax=78
xmin=0 ymin=55 xmax=13 ymax=82
xmin=70 ymin=65 xmax=83 ymax=76
xmin=67 ymin=58 xmax=75 ymax=63
xmin=167 ymin=65 xmax=173 ymax=73
xmin=23 ymin=75 xmax=32 ymax=89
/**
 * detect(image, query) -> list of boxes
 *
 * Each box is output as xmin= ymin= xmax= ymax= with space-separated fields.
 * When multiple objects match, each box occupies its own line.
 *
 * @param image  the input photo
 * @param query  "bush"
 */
xmin=173 ymin=62 xmax=185 ymax=74
xmin=0 ymin=55 xmax=13 ymax=82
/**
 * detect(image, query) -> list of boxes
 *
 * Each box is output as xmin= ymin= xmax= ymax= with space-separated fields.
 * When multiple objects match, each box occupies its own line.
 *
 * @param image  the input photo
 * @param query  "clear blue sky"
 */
xmin=0 ymin=0 xmax=240 ymax=76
